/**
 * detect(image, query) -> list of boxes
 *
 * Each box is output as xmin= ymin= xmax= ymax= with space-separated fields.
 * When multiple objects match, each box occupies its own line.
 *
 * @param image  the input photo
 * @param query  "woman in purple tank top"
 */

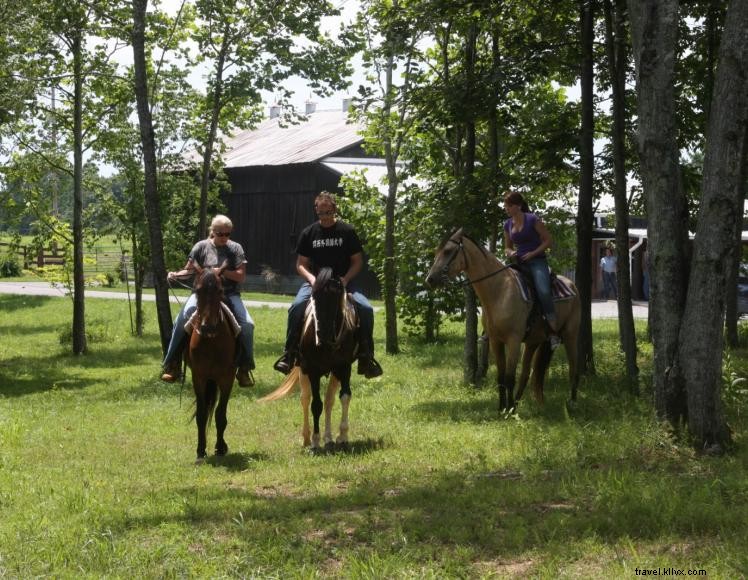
xmin=503 ymin=191 xmax=560 ymax=346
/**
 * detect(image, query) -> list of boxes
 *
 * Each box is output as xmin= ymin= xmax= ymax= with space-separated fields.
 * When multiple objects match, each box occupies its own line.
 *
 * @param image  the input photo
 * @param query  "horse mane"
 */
xmin=305 ymin=267 xmax=357 ymax=342
xmin=460 ymin=232 xmax=490 ymax=257
xmin=195 ymin=269 xmax=224 ymax=316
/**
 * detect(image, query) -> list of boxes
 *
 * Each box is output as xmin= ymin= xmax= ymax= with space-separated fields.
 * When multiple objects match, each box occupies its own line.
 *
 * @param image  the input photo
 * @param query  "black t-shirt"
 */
xmin=296 ymin=220 xmax=363 ymax=278
xmin=188 ymin=239 xmax=246 ymax=296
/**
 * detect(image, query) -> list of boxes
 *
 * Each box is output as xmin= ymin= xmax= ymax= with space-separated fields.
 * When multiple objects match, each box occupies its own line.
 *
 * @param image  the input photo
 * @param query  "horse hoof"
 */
xmin=195 ymin=455 xmax=206 ymax=465
xmin=566 ymin=399 xmax=578 ymax=413
xmin=324 ymin=441 xmax=335 ymax=452
xmin=215 ymin=446 xmax=228 ymax=457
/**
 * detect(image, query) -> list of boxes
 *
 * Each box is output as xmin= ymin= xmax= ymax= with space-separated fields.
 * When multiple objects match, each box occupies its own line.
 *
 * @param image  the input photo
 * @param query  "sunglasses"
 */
xmin=214 ymin=231 xmax=231 ymax=237
xmin=316 ymin=210 xmax=335 ymax=217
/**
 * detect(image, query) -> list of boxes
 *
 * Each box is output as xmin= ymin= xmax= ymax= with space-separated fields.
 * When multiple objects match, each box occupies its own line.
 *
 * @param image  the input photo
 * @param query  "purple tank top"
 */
xmin=504 ymin=212 xmax=544 ymax=259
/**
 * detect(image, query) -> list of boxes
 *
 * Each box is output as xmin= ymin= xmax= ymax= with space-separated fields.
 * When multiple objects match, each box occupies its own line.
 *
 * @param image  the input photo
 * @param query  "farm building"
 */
xmin=217 ymin=101 xmax=384 ymax=295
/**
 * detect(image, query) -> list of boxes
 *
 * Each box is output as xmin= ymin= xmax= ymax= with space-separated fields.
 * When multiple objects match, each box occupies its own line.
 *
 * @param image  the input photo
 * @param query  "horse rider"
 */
xmin=273 ymin=191 xmax=383 ymax=378
xmin=161 ymin=214 xmax=255 ymax=387
xmin=503 ymin=191 xmax=561 ymax=350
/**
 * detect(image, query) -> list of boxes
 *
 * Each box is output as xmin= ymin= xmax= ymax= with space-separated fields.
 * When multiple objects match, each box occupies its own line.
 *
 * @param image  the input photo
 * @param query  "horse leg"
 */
xmin=310 ymin=374 xmax=323 ymax=449
xmin=503 ymin=341 xmax=522 ymax=412
xmin=516 ymin=343 xmax=538 ymax=401
xmin=336 ymin=367 xmax=352 ymax=447
xmin=300 ymin=373 xmax=312 ymax=447
xmin=493 ymin=342 xmax=507 ymax=410
xmin=323 ymin=375 xmax=340 ymax=450
xmin=214 ymin=382 xmax=232 ymax=456
xmin=562 ymin=327 xmax=580 ymax=405
xmin=194 ymin=381 xmax=209 ymax=462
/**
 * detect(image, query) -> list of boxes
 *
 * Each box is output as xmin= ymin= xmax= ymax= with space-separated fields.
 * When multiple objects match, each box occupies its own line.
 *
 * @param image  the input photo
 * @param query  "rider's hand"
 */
xmin=167 ymin=271 xmax=175 ymax=282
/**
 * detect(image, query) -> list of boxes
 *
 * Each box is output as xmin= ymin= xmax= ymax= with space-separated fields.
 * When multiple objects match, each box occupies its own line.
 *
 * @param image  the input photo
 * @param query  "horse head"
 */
xmin=194 ymin=262 xmax=227 ymax=333
xmin=425 ymin=228 xmax=467 ymax=288
xmin=311 ymin=267 xmax=346 ymax=348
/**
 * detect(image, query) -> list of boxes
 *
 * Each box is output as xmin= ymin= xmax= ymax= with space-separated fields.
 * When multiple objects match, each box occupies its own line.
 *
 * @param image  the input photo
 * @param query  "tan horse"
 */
xmin=426 ymin=228 xmax=580 ymax=412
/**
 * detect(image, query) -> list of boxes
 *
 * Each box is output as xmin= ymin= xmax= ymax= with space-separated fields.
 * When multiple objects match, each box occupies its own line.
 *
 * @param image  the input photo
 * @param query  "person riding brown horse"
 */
xmin=187 ymin=264 xmax=239 ymax=461
xmin=260 ymin=267 xmax=358 ymax=449
xmin=426 ymin=228 xmax=581 ymax=412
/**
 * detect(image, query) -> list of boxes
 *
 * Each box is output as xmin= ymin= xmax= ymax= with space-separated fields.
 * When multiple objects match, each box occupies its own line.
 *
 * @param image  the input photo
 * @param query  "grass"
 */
xmin=1 ymin=295 xmax=747 ymax=578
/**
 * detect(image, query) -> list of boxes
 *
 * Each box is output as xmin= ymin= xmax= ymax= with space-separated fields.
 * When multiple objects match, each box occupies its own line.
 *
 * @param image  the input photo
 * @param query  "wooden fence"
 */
xmin=0 ymin=242 xmax=132 ymax=277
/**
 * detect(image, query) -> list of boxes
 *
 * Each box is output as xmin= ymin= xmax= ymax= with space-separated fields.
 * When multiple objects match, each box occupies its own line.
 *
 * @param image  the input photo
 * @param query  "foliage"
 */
xmin=0 ymin=254 xmax=22 ymax=277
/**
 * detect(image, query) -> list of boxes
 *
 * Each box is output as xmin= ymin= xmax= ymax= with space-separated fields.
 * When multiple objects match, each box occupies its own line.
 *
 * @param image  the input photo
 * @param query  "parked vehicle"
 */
xmin=738 ymin=276 xmax=748 ymax=317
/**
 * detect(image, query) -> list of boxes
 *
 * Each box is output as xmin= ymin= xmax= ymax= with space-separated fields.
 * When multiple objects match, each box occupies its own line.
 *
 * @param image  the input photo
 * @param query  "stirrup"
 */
xmin=357 ymin=356 xmax=383 ymax=378
xmin=273 ymin=353 xmax=294 ymax=375
xmin=236 ymin=367 xmax=255 ymax=388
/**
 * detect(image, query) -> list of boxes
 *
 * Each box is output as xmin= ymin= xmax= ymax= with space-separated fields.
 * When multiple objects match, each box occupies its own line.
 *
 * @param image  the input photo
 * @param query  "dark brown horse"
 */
xmin=259 ymin=267 xmax=358 ymax=450
xmin=185 ymin=264 xmax=237 ymax=462
xmin=426 ymin=228 xmax=581 ymax=412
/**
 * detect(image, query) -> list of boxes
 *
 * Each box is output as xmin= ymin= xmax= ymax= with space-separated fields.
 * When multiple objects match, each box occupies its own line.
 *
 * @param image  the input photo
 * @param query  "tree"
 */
xmin=603 ymin=0 xmax=639 ymax=382
xmin=190 ymin=0 xmax=355 ymax=240
xmin=131 ymin=0 xmax=173 ymax=354
xmin=630 ymin=0 xmax=748 ymax=448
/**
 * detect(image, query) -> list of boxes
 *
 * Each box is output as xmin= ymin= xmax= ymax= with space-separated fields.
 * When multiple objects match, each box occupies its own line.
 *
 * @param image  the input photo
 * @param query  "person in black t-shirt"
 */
xmin=273 ymin=192 xmax=383 ymax=378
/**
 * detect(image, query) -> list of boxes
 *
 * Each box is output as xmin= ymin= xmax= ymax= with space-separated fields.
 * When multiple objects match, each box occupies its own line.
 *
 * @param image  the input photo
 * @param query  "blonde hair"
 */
xmin=209 ymin=214 xmax=233 ymax=236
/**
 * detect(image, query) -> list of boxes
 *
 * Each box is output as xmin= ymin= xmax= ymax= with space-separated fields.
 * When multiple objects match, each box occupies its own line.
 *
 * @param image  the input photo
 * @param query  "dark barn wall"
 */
xmin=221 ymin=163 xmax=380 ymax=296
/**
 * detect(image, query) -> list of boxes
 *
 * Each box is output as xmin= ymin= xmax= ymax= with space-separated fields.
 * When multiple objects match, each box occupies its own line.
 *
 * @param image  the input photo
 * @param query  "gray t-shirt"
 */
xmin=188 ymin=239 xmax=246 ymax=296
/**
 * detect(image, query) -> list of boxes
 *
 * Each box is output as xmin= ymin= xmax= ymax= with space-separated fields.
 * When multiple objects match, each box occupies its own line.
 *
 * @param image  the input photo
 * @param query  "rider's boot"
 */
xmin=161 ymin=359 xmax=182 ymax=382
xmin=273 ymin=350 xmax=297 ymax=375
xmin=356 ymin=337 xmax=383 ymax=378
xmin=236 ymin=365 xmax=255 ymax=387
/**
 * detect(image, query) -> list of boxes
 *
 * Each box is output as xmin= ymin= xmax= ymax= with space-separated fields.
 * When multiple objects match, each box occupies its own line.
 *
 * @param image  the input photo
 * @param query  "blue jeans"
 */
xmin=162 ymin=293 xmax=255 ymax=369
xmin=283 ymin=282 xmax=374 ymax=356
xmin=519 ymin=257 xmax=556 ymax=325
xmin=602 ymin=271 xmax=617 ymax=299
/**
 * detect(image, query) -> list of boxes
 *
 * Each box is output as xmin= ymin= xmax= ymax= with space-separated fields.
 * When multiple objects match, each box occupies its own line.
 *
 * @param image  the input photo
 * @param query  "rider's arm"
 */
xmin=341 ymin=252 xmax=363 ymax=288
xmin=219 ymin=262 xmax=246 ymax=284
xmin=504 ymin=228 xmax=516 ymax=259
xmin=297 ymin=255 xmax=316 ymax=285
xmin=167 ymin=259 xmax=195 ymax=281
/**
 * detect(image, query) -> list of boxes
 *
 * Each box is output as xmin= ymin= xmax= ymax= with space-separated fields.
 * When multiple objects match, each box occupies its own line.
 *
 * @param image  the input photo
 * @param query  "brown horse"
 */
xmin=185 ymin=264 xmax=237 ymax=462
xmin=426 ymin=228 xmax=581 ymax=412
xmin=259 ymin=267 xmax=358 ymax=450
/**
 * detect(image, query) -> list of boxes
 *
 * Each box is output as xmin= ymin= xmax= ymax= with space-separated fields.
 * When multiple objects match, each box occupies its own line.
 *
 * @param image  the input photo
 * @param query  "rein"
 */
xmin=443 ymin=238 xmax=513 ymax=287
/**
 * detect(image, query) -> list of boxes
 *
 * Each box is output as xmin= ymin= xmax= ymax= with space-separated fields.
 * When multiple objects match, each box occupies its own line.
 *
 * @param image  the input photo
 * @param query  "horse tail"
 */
xmin=257 ymin=366 xmax=301 ymax=402
xmin=531 ymin=340 xmax=554 ymax=403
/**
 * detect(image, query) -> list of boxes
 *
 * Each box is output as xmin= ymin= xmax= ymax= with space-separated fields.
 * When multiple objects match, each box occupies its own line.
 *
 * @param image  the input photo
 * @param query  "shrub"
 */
xmin=0 ymin=255 xmax=22 ymax=278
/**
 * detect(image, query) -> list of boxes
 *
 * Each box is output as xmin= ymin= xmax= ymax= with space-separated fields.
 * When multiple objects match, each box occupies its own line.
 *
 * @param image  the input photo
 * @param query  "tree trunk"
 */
xmin=462 ymin=22 xmax=479 ymax=385
xmin=604 ymin=0 xmax=638 ymax=384
xmin=676 ymin=0 xmax=748 ymax=449
xmin=132 ymin=0 xmax=173 ymax=354
xmin=197 ymin=29 xmax=229 ymax=242
xmin=576 ymin=0 xmax=596 ymax=374
xmin=629 ymin=0 xmax=689 ymax=426
xmin=71 ymin=30 xmax=86 ymax=355
xmin=383 ymin=49 xmax=399 ymax=355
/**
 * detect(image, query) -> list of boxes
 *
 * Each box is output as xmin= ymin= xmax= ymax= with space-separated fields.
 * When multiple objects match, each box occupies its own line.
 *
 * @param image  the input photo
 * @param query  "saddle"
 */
xmin=508 ymin=264 xmax=576 ymax=339
xmin=184 ymin=302 xmax=241 ymax=337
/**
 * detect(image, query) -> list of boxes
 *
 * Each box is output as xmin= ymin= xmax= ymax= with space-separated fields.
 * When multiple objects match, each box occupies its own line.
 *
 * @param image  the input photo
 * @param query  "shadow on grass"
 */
xmin=0 ymin=294 xmax=53 ymax=311
xmin=206 ymin=451 xmax=270 ymax=471
xmin=97 ymin=451 xmax=747 ymax=567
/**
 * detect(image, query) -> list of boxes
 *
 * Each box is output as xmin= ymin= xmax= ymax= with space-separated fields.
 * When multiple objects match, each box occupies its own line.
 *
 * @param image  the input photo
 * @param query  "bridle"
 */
xmin=440 ymin=235 xmax=513 ymax=287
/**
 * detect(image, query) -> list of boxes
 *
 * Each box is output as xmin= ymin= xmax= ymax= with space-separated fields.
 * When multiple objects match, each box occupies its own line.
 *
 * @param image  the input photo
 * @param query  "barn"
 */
xmin=218 ymin=101 xmax=384 ymax=295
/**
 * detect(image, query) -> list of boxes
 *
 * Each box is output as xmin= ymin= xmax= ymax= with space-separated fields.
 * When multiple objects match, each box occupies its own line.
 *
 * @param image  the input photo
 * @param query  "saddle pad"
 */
xmin=511 ymin=270 xmax=576 ymax=303
xmin=184 ymin=302 xmax=241 ymax=337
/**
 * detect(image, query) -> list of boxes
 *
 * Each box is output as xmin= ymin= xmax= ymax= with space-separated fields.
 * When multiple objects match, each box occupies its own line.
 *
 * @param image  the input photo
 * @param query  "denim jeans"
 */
xmin=162 ymin=293 xmax=255 ymax=368
xmin=519 ymin=256 xmax=556 ymax=324
xmin=283 ymin=282 xmax=374 ymax=356
xmin=602 ymin=271 xmax=617 ymax=300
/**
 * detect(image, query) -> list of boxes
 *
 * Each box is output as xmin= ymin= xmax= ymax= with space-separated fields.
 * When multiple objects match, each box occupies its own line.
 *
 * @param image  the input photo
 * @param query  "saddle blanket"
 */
xmin=512 ymin=270 xmax=576 ymax=304
xmin=184 ymin=302 xmax=241 ymax=337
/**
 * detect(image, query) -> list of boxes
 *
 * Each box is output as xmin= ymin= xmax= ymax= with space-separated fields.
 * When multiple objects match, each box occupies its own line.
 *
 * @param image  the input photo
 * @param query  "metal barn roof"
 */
xmin=221 ymin=109 xmax=364 ymax=168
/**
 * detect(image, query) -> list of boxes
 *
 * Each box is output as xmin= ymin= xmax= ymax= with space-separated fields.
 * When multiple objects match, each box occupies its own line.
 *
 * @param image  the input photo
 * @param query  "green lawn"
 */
xmin=1 ymin=295 xmax=746 ymax=577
